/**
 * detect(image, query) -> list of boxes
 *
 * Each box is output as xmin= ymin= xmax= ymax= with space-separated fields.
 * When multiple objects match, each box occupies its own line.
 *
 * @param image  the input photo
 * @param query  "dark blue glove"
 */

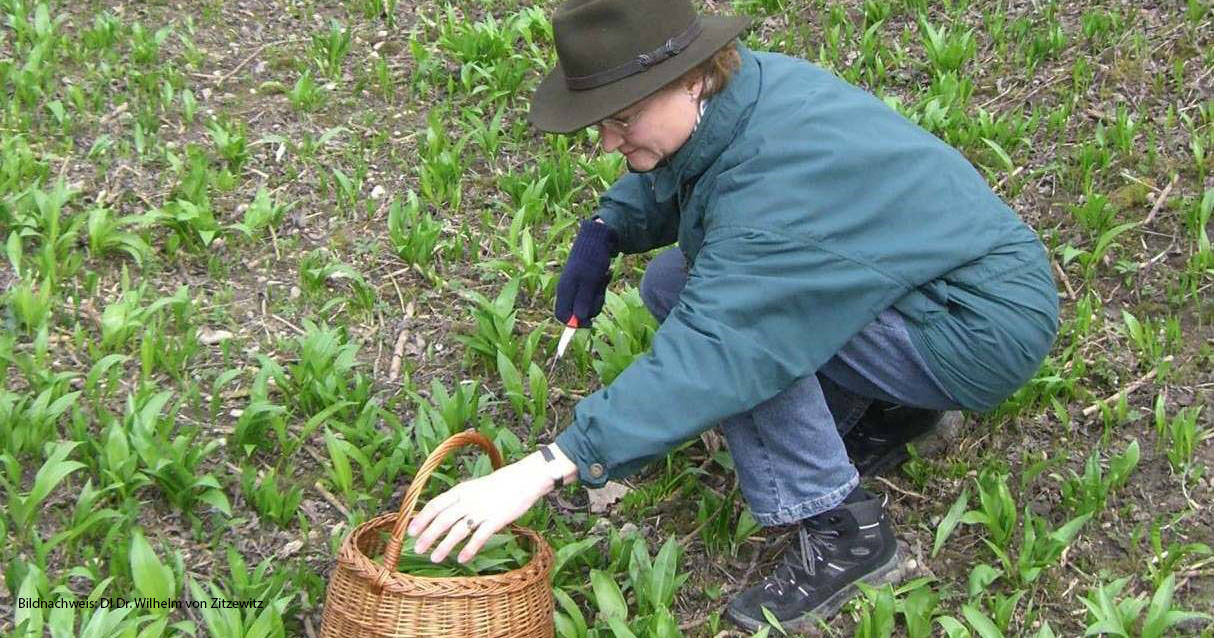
xmin=555 ymin=219 xmax=619 ymax=328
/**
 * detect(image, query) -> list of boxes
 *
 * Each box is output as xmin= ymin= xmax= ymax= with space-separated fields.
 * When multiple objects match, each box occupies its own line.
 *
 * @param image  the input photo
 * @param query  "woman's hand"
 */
xmin=555 ymin=218 xmax=618 ymax=328
xmin=406 ymin=452 xmax=559 ymax=564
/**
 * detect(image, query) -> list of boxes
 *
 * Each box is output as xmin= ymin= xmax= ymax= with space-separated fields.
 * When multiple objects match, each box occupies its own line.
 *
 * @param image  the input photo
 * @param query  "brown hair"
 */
xmin=667 ymin=40 xmax=741 ymax=99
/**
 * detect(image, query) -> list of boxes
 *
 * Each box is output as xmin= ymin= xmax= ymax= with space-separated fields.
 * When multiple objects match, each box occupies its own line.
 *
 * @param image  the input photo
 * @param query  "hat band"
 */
xmin=564 ymin=17 xmax=704 ymax=91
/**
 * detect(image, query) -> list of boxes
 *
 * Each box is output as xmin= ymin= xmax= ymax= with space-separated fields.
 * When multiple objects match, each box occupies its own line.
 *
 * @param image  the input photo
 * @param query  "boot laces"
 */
xmin=761 ymin=524 xmax=840 ymax=596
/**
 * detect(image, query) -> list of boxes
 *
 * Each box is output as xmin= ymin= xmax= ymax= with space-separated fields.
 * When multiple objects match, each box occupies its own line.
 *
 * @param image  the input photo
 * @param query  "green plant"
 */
xmin=386 ymin=190 xmax=442 ymax=269
xmin=418 ymin=108 xmax=466 ymax=210
xmin=696 ymin=486 xmax=760 ymax=557
xmin=207 ymin=117 xmax=250 ymax=172
xmin=0 ymin=441 xmax=85 ymax=539
xmin=495 ymin=348 xmax=550 ymax=439
xmin=181 ymin=87 xmax=198 ymax=122
xmin=962 ymin=468 xmax=1017 ymax=551
xmin=189 ymin=576 xmax=292 ymax=638
xmin=0 ymin=373 xmax=81 ymax=456
xmin=241 ymin=466 xmax=303 ymax=528
xmin=919 ymin=16 xmax=976 ymax=73
xmin=406 ymin=378 xmax=490 ymax=454
xmin=1185 ymin=188 xmax=1213 ymax=252
xmin=155 ymin=198 xmax=222 ymax=249
xmin=361 ymin=0 xmax=400 ymax=27
xmin=98 ymin=283 xmax=189 ymax=351
xmin=434 ymin=6 xmax=515 ymax=68
xmin=1080 ymin=575 xmax=1211 ymax=638
xmin=1159 ymin=405 xmax=1208 ymax=476
xmin=229 ymin=186 xmax=287 ymax=239
xmin=312 ymin=19 xmax=352 ymax=80
xmin=287 ymin=70 xmax=323 ymax=112
xmin=130 ymin=528 xmax=178 ymax=606
xmin=590 ymin=289 xmax=659 ymax=385
xmin=1145 ymin=516 xmax=1212 ymax=589
xmin=1056 ymin=439 xmax=1140 ymax=516
xmin=933 ymin=487 xmax=970 ymax=557
xmin=1010 ymin=509 xmax=1090 ymax=584
xmin=85 ymin=206 xmax=151 ymax=265
xmin=278 ymin=320 xmax=372 ymax=417
xmin=123 ymin=389 xmax=231 ymax=517
xmin=391 ymin=531 xmax=530 ymax=577
xmin=456 ymin=277 xmax=526 ymax=369
xmin=1068 ymin=192 xmax=1117 ymax=234
xmin=5 ymin=275 xmax=54 ymax=334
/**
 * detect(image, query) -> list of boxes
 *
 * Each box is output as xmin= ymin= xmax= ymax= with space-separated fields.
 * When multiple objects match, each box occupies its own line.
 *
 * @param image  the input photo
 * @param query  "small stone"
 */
xmin=618 ymin=522 xmax=639 ymax=537
xmin=588 ymin=518 xmax=612 ymax=537
xmin=290 ymin=286 xmax=301 ymax=299
xmin=370 ymin=185 xmax=386 ymax=200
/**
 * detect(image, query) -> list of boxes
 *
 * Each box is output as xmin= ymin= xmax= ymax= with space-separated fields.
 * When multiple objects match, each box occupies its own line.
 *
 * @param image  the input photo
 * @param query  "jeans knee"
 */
xmin=640 ymin=247 xmax=686 ymax=323
xmin=639 ymin=270 xmax=666 ymax=322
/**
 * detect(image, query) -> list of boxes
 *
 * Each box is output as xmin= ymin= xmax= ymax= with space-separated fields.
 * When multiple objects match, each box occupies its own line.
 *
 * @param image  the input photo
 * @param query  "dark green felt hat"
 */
xmin=529 ymin=0 xmax=751 ymax=133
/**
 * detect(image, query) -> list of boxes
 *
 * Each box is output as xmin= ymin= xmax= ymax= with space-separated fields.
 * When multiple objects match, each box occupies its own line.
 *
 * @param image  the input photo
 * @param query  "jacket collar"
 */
xmin=647 ymin=43 xmax=760 ymax=201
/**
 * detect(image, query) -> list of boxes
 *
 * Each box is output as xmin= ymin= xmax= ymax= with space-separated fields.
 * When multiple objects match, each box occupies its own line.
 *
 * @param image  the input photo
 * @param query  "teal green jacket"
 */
xmin=555 ymin=45 xmax=1059 ymax=487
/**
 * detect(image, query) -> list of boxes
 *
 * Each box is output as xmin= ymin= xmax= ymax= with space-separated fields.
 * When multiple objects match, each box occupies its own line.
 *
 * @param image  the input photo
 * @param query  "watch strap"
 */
xmin=539 ymin=444 xmax=565 ymax=489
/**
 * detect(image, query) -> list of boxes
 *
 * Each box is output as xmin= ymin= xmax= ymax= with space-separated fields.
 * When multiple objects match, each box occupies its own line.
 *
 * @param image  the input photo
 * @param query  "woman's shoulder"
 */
xmin=751 ymin=49 xmax=840 ymax=87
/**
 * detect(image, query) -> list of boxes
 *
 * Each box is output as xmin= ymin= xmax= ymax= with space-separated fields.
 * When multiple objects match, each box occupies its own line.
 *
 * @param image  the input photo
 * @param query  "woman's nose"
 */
xmin=598 ymin=126 xmax=624 ymax=152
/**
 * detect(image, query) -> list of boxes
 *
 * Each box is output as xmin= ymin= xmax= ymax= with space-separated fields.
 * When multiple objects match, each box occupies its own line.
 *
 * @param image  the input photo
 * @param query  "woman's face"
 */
xmin=596 ymin=78 xmax=704 ymax=172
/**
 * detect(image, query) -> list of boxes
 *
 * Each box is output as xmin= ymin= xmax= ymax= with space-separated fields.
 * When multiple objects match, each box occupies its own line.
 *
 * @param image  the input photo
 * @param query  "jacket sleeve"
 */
xmin=593 ymin=172 xmax=680 ymax=254
xmin=555 ymin=223 xmax=906 ymax=487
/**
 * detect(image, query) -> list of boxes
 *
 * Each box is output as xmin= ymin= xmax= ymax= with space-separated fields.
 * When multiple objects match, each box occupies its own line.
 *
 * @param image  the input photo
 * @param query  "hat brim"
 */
xmin=528 ymin=15 xmax=752 ymax=134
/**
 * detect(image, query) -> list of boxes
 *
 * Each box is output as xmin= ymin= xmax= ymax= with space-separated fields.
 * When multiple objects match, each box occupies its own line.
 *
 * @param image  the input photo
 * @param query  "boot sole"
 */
xmin=724 ymin=545 xmax=904 ymax=633
xmin=858 ymin=411 xmax=964 ymax=477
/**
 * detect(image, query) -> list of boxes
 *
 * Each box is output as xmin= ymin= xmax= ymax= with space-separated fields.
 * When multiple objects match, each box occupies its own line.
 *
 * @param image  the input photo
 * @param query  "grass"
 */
xmin=1 ymin=0 xmax=1212 ymax=637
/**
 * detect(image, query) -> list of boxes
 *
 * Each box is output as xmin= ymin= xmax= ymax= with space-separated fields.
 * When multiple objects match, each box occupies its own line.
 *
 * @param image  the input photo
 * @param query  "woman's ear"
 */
xmin=686 ymin=76 xmax=706 ymax=100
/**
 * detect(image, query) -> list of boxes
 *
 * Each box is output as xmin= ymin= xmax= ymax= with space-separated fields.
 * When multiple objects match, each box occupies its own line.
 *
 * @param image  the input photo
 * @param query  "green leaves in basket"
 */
xmin=384 ymin=531 xmax=530 ymax=577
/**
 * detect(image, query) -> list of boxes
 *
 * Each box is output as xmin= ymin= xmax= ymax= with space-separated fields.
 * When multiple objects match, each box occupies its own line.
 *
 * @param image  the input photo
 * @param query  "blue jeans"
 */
xmin=639 ymin=247 xmax=962 ymax=526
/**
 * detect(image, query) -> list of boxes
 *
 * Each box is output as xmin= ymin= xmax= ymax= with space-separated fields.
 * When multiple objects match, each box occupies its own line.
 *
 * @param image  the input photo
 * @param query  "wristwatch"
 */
xmin=539 ymin=444 xmax=565 ymax=489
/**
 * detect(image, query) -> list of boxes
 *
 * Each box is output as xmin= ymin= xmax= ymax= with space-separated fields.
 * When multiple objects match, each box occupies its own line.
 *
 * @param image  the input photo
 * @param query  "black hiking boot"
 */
xmin=725 ymin=489 xmax=899 ymax=632
xmin=843 ymin=402 xmax=963 ymax=476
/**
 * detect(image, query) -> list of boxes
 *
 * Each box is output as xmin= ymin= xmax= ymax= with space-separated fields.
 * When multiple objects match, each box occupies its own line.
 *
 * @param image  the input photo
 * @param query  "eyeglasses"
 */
xmin=596 ymin=96 xmax=654 ymax=136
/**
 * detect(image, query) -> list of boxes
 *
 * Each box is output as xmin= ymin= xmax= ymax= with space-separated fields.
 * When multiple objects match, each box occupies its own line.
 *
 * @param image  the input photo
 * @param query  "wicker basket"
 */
xmin=320 ymin=430 xmax=555 ymax=638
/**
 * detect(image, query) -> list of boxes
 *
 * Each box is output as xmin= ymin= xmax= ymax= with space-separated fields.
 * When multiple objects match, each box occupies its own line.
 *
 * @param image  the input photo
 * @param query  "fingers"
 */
xmin=555 ymin=275 xmax=576 ymax=323
xmin=407 ymin=490 xmax=460 ymax=541
xmin=457 ymin=519 xmax=500 ymax=563
xmin=430 ymin=515 xmax=487 ymax=564
xmin=571 ymin=274 xmax=609 ymax=326
xmin=412 ymin=503 xmax=466 ymax=556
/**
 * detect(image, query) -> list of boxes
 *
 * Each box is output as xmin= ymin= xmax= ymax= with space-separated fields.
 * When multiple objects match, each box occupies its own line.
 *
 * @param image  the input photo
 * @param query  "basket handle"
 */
xmin=379 ymin=429 xmax=505 ymax=576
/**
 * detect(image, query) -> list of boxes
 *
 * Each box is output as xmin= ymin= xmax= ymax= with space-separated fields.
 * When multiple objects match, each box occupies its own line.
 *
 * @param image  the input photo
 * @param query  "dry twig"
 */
xmin=217 ymin=38 xmax=302 ymax=87
xmin=873 ymin=476 xmax=927 ymax=500
xmin=314 ymin=481 xmax=352 ymax=519
xmin=1081 ymin=356 xmax=1173 ymax=417
xmin=1142 ymin=174 xmax=1179 ymax=227
xmin=388 ymin=324 xmax=410 ymax=382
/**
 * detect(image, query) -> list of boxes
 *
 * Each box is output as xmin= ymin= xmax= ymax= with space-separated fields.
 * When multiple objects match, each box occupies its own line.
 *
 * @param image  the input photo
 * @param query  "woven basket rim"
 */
xmin=341 ymin=511 xmax=554 ymax=590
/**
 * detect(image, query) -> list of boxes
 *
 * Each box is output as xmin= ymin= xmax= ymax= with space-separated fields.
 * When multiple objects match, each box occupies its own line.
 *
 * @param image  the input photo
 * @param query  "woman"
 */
xmin=406 ymin=0 xmax=1059 ymax=630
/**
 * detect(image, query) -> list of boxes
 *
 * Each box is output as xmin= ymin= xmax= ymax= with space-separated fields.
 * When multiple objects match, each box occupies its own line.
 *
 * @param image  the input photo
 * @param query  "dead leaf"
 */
xmin=199 ymin=328 xmax=235 ymax=345
xmin=278 ymin=539 xmax=304 ymax=559
xmin=587 ymin=481 xmax=631 ymax=514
